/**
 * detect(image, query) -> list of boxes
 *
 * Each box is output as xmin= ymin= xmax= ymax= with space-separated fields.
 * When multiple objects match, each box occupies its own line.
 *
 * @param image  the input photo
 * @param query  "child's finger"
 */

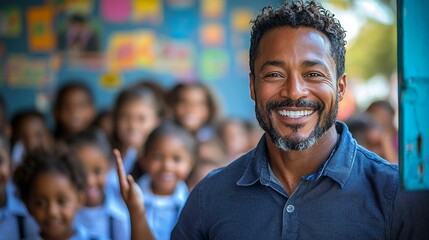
xmin=114 ymin=149 xmax=129 ymax=191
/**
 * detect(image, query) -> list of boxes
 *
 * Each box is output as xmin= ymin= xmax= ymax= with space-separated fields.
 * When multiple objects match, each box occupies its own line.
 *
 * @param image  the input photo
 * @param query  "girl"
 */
xmin=0 ymin=133 xmax=39 ymax=240
xmin=137 ymin=122 xmax=196 ymax=240
xmin=112 ymin=86 xmax=163 ymax=175
xmin=167 ymin=83 xmax=220 ymax=142
xmin=69 ymin=128 xmax=130 ymax=240
xmin=10 ymin=109 xmax=54 ymax=167
xmin=53 ymin=82 xmax=96 ymax=142
xmin=13 ymin=149 xmax=88 ymax=240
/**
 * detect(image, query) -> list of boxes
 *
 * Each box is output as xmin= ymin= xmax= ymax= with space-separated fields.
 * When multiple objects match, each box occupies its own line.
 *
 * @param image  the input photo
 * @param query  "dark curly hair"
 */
xmin=249 ymin=0 xmax=347 ymax=79
xmin=13 ymin=148 xmax=87 ymax=202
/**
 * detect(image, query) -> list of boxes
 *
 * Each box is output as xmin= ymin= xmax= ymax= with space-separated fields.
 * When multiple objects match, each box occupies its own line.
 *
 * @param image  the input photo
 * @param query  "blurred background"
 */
xmin=0 ymin=0 xmax=397 ymax=125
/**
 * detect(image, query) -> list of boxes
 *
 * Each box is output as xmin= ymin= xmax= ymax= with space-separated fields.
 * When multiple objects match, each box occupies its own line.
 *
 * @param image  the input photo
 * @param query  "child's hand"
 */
xmin=114 ymin=149 xmax=154 ymax=240
xmin=113 ymin=149 xmax=144 ymax=213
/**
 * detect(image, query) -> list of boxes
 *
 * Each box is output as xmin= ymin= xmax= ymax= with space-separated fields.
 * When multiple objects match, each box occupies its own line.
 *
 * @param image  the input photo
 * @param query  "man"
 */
xmin=172 ymin=1 xmax=429 ymax=239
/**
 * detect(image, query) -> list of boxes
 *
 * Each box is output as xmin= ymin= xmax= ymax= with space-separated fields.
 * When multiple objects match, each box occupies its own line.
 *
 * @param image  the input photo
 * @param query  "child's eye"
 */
xmin=173 ymin=156 xmax=182 ymax=163
xmin=58 ymin=197 xmax=69 ymax=206
xmin=33 ymin=199 xmax=47 ymax=208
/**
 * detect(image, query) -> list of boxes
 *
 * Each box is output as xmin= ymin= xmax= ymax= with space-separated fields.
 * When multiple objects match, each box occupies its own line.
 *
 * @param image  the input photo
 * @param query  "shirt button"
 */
xmin=286 ymin=204 xmax=295 ymax=213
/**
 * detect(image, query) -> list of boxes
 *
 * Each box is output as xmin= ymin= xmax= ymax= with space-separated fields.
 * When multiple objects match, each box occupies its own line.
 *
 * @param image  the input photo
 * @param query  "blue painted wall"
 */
xmin=398 ymin=0 xmax=429 ymax=190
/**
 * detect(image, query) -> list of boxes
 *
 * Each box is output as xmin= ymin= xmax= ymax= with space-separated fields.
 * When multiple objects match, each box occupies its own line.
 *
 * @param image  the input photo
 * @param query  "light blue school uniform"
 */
xmin=0 ymin=181 xmax=39 ymax=240
xmin=137 ymin=175 xmax=189 ymax=240
xmin=75 ymin=186 xmax=130 ymax=240
xmin=25 ymin=222 xmax=90 ymax=240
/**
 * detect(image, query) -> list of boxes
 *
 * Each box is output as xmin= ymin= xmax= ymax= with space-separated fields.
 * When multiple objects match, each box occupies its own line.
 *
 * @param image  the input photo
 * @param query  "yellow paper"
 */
xmin=132 ymin=0 xmax=163 ymax=23
xmin=202 ymin=0 xmax=224 ymax=18
xmin=232 ymin=9 xmax=253 ymax=32
xmin=27 ymin=6 xmax=55 ymax=52
xmin=100 ymin=72 xmax=122 ymax=89
xmin=65 ymin=0 xmax=94 ymax=15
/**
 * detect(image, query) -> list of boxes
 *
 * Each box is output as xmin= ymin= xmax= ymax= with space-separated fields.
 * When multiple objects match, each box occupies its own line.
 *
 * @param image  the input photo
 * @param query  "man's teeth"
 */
xmin=278 ymin=110 xmax=314 ymax=118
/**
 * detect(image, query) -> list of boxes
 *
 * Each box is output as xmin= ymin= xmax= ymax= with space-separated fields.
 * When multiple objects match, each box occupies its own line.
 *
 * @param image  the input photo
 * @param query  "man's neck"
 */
xmin=267 ymin=125 xmax=339 ymax=196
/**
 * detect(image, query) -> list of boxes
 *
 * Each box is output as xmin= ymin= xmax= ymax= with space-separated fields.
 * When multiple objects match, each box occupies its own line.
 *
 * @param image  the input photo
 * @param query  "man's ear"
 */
xmin=249 ymin=73 xmax=256 ymax=101
xmin=337 ymin=73 xmax=347 ymax=102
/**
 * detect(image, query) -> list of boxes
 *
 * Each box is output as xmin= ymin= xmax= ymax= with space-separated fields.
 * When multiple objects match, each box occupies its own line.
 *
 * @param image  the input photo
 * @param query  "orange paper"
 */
xmin=27 ymin=6 xmax=55 ymax=52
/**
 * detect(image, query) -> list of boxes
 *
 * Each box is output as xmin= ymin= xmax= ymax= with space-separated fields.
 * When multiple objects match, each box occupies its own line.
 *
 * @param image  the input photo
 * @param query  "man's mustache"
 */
xmin=265 ymin=99 xmax=323 ymax=112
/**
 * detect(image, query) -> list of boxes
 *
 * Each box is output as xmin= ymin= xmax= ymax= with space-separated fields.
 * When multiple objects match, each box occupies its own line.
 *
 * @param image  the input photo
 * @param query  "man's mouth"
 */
xmin=278 ymin=110 xmax=315 ymax=118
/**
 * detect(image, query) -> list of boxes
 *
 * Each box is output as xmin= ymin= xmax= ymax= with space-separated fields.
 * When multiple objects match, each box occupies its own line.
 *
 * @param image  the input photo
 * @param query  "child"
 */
xmin=167 ymin=83 xmax=219 ymax=142
xmin=366 ymin=100 xmax=398 ymax=164
xmin=217 ymin=118 xmax=252 ymax=163
xmin=69 ymin=128 xmax=131 ymax=239
xmin=13 ymin=149 xmax=88 ymax=240
xmin=112 ymin=86 xmax=163 ymax=174
xmin=10 ymin=109 xmax=54 ymax=167
xmin=137 ymin=122 xmax=196 ymax=240
xmin=0 ymin=133 xmax=39 ymax=240
xmin=53 ymin=81 xmax=96 ymax=142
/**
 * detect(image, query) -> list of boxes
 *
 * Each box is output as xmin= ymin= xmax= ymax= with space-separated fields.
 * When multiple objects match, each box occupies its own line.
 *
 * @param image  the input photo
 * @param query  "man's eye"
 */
xmin=306 ymin=72 xmax=323 ymax=78
xmin=264 ymin=72 xmax=284 ymax=79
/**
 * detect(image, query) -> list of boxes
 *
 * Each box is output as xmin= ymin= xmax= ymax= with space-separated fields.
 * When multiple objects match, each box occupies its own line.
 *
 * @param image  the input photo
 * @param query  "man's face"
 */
xmin=250 ymin=27 xmax=346 ymax=151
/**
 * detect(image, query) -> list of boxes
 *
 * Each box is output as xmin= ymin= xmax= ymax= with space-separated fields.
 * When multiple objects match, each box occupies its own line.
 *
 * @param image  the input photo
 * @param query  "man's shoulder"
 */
xmin=354 ymin=145 xmax=398 ymax=174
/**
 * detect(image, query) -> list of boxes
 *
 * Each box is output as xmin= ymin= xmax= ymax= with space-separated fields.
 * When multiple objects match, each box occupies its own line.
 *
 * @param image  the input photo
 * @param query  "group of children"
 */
xmin=0 ymin=80 xmax=262 ymax=240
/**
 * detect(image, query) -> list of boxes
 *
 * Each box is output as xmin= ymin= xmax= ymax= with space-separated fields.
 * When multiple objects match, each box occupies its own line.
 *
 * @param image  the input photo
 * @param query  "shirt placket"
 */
xmin=281 ymin=179 xmax=307 ymax=240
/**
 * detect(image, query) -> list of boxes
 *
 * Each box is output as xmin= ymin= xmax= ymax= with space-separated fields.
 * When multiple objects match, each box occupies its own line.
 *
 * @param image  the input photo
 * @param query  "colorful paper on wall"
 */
xmin=158 ymin=40 xmax=195 ymax=79
xmin=27 ymin=6 xmax=55 ymax=52
xmin=101 ymin=0 xmax=131 ymax=23
xmin=107 ymin=31 xmax=157 ymax=71
xmin=200 ymin=49 xmax=228 ymax=81
xmin=200 ymin=23 xmax=225 ymax=47
xmin=232 ymin=9 xmax=252 ymax=32
xmin=99 ymin=72 xmax=122 ymax=89
xmin=65 ymin=0 xmax=94 ymax=15
xmin=132 ymin=0 xmax=163 ymax=24
xmin=4 ymin=55 xmax=52 ymax=88
xmin=0 ymin=7 xmax=21 ymax=37
xmin=201 ymin=0 xmax=224 ymax=18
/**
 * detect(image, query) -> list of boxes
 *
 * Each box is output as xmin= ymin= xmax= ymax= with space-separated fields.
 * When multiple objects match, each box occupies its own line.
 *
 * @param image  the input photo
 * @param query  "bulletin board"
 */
xmin=0 ymin=0 xmax=283 ymax=123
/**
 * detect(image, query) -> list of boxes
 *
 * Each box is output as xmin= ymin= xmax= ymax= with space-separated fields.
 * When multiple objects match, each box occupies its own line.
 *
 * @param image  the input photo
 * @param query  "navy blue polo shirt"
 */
xmin=172 ymin=122 xmax=429 ymax=239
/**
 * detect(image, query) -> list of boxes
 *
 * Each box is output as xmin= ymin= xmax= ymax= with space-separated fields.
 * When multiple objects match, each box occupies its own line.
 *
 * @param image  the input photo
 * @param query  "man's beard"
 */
xmin=255 ymin=97 xmax=338 ymax=152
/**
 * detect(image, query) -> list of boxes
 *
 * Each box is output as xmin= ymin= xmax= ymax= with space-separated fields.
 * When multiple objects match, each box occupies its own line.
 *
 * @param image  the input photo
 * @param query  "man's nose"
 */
xmin=280 ymin=74 xmax=308 ymax=100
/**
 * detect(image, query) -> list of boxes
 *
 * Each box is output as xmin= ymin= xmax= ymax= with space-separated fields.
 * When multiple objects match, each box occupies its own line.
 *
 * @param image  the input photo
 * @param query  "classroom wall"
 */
xmin=0 ymin=0 xmax=283 ymax=124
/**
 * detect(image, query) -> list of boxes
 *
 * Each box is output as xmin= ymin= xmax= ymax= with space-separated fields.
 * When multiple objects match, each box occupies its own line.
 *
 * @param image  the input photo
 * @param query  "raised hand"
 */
xmin=113 ymin=149 xmax=154 ymax=240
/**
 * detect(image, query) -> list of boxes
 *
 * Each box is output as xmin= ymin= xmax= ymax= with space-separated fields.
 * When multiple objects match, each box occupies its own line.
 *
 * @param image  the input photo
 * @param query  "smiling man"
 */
xmin=172 ymin=1 xmax=429 ymax=239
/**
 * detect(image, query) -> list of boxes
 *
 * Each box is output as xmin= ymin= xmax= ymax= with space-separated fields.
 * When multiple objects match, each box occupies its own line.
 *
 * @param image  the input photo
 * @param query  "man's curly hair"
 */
xmin=249 ymin=0 xmax=347 ymax=79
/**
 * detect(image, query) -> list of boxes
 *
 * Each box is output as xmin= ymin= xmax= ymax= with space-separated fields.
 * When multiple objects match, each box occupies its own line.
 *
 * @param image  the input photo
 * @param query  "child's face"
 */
xmin=27 ymin=172 xmax=83 ymax=240
xmin=19 ymin=116 xmax=53 ymax=151
xmin=56 ymin=89 xmax=95 ymax=136
xmin=144 ymin=135 xmax=194 ymax=195
xmin=75 ymin=145 xmax=110 ymax=207
xmin=116 ymin=99 xmax=159 ymax=150
xmin=221 ymin=121 xmax=250 ymax=157
xmin=175 ymin=87 xmax=210 ymax=133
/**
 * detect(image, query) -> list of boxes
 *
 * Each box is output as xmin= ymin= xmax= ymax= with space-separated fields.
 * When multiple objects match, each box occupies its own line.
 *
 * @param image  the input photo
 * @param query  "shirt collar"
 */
xmin=139 ymin=175 xmax=189 ymax=207
xmin=237 ymin=121 xmax=356 ymax=189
